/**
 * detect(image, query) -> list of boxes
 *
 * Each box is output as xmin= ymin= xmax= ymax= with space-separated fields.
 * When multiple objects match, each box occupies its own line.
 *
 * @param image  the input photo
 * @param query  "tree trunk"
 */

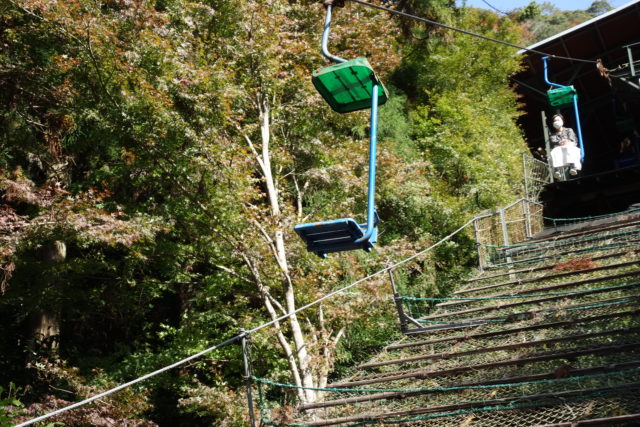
xmin=27 ymin=240 xmax=66 ymax=359
xmin=250 ymin=95 xmax=317 ymax=403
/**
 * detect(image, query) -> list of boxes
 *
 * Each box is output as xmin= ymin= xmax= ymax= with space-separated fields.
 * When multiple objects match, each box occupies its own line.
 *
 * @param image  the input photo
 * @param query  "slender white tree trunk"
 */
xmin=244 ymin=94 xmax=316 ymax=402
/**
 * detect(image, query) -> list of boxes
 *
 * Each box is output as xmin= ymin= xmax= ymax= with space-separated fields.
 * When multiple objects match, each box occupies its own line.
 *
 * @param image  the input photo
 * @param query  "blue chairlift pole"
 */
xmin=356 ymin=82 xmax=378 ymax=244
xmin=542 ymin=56 xmax=585 ymax=162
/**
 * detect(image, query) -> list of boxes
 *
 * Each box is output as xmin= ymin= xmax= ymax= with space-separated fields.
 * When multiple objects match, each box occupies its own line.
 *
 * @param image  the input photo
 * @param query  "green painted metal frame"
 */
xmin=547 ymin=85 xmax=577 ymax=108
xmin=312 ymin=57 xmax=388 ymax=113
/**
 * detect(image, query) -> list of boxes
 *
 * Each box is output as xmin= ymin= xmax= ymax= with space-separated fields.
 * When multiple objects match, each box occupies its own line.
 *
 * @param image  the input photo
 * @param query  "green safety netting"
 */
xmin=312 ymin=57 xmax=388 ymax=113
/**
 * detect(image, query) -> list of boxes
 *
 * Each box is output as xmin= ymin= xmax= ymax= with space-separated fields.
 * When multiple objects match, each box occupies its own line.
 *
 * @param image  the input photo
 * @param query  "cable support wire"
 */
xmin=252 ymin=366 xmax=640 ymax=394
xmin=486 ymin=242 xmax=640 ymax=270
xmin=347 ymin=0 xmax=597 ymax=64
xmin=483 ymin=222 xmax=640 ymax=249
xmin=411 ymin=295 xmax=640 ymax=321
xmin=481 ymin=0 xmax=508 ymax=16
xmin=16 ymin=218 xmax=476 ymax=426
xmin=401 ymin=280 xmax=640 ymax=301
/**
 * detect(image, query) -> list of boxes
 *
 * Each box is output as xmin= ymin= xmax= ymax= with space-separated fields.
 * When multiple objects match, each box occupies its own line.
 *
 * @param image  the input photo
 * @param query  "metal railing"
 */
xmin=523 ymin=153 xmax=551 ymax=200
xmin=19 ymin=154 xmax=553 ymax=426
xmin=472 ymin=198 xmax=545 ymax=271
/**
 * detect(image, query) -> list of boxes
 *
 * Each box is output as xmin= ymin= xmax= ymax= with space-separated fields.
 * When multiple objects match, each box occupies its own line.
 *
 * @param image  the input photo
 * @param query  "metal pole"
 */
xmin=387 ymin=268 xmax=408 ymax=333
xmin=522 ymin=200 xmax=531 ymax=239
xmin=321 ymin=4 xmax=346 ymax=64
xmin=356 ymin=82 xmax=379 ymax=243
xmin=542 ymin=56 xmax=584 ymax=163
xmin=499 ymin=208 xmax=509 ymax=247
xmin=522 ymin=153 xmax=529 ymax=200
xmin=541 ymin=110 xmax=554 ymax=183
xmin=472 ymin=217 xmax=484 ymax=272
xmin=627 ymin=45 xmax=635 ymax=78
xmin=571 ymin=92 xmax=585 ymax=163
xmin=240 ymin=330 xmax=257 ymax=427
xmin=499 ymin=208 xmax=514 ymax=275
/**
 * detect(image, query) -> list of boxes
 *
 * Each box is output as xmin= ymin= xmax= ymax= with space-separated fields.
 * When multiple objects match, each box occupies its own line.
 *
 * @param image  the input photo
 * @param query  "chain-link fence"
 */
xmin=473 ymin=199 xmax=544 ymax=270
xmin=522 ymin=153 xmax=551 ymax=201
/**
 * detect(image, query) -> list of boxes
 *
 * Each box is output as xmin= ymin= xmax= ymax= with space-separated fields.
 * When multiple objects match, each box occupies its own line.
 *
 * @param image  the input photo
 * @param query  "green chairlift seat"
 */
xmin=547 ymin=85 xmax=577 ymax=108
xmin=312 ymin=57 xmax=388 ymax=113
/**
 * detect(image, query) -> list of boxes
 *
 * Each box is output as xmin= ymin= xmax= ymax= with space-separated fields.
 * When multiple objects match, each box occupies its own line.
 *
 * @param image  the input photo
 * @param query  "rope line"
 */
xmin=483 ymin=226 xmax=640 ymax=249
xmin=252 ymin=366 xmax=640 ymax=394
xmin=401 ymin=280 xmax=640 ymax=302
xmin=410 ymin=295 xmax=640 ymax=321
xmin=14 ymin=334 xmax=244 ymax=427
xmin=15 ymin=217 xmax=476 ymax=426
xmin=348 ymin=0 xmax=597 ymax=64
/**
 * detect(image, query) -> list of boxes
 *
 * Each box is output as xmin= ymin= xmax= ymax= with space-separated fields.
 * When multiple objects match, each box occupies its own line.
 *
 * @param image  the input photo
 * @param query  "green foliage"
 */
xmin=332 ymin=311 xmax=400 ymax=379
xmin=587 ymin=1 xmax=613 ymax=15
xmin=0 ymin=0 xmax=531 ymax=424
xmin=512 ymin=1 xmax=610 ymax=44
xmin=518 ymin=1 xmax=543 ymax=21
xmin=0 ymin=383 xmax=24 ymax=426
xmin=394 ymin=7 xmax=526 ymax=214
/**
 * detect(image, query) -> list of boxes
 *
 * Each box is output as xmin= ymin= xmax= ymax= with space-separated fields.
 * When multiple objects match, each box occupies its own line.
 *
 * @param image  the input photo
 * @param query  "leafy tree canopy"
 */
xmin=1 ymin=0 xmax=529 ymax=424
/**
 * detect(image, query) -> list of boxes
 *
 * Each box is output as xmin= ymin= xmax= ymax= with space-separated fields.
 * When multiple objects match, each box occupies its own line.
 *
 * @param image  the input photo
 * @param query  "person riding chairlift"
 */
xmin=549 ymin=113 xmax=581 ymax=178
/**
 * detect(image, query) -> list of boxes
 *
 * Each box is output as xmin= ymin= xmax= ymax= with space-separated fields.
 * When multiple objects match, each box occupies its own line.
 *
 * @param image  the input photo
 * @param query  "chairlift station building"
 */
xmin=514 ymin=0 xmax=640 ymax=217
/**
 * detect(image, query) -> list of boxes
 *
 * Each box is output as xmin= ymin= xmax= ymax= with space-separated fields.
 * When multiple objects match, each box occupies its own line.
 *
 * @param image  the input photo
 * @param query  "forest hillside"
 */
xmin=0 ymin=0 xmax=607 ymax=425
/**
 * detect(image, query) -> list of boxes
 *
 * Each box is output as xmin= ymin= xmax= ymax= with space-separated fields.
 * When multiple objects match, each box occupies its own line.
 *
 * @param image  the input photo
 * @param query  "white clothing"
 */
xmin=550 ymin=144 xmax=581 ymax=170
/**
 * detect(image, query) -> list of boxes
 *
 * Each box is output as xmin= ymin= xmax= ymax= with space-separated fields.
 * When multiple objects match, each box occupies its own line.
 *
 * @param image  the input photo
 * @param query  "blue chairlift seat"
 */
xmin=294 ymin=216 xmax=378 ymax=258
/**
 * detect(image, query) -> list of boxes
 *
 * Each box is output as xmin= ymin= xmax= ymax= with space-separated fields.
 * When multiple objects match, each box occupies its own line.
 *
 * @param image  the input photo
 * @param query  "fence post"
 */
xmin=387 ymin=268 xmax=408 ymax=333
xmin=240 ymin=329 xmax=257 ymax=427
xmin=541 ymin=111 xmax=554 ymax=183
xmin=499 ymin=208 xmax=510 ymax=246
xmin=472 ymin=217 xmax=484 ymax=272
xmin=522 ymin=153 xmax=529 ymax=200
xmin=522 ymin=200 xmax=531 ymax=239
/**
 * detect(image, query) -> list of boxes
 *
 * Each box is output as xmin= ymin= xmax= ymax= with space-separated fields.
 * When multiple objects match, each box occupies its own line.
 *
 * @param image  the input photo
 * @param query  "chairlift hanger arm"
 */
xmin=542 ymin=56 xmax=566 ymax=89
xmin=321 ymin=0 xmax=347 ymax=64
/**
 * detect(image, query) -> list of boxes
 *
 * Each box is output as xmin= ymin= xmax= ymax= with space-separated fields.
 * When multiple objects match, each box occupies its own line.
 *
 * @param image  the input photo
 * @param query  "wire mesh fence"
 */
xmin=242 ymin=159 xmax=640 ymax=426
xmin=252 ymin=208 xmax=640 ymax=426
xmin=485 ymin=222 xmax=640 ymax=268
xmin=523 ymin=153 xmax=551 ymax=201
xmin=473 ymin=198 xmax=544 ymax=269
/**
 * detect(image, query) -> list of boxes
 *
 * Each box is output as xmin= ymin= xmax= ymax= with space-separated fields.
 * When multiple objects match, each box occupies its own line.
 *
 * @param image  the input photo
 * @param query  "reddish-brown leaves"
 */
xmin=552 ymin=257 xmax=598 ymax=271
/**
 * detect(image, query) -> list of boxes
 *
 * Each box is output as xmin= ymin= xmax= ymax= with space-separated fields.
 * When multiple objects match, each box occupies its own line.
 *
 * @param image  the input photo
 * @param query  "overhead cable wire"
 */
xmin=15 ymin=217 xmax=476 ymax=426
xmin=14 ymin=334 xmax=244 ymax=427
xmin=347 ymin=0 xmax=597 ymax=64
xmin=480 ymin=0 xmax=507 ymax=16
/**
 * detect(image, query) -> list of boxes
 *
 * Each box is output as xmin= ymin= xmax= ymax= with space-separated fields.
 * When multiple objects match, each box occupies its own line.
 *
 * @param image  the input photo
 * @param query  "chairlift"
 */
xmin=294 ymin=1 xmax=387 ymax=258
xmin=542 ymin=56 xmax=585 ymax=163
